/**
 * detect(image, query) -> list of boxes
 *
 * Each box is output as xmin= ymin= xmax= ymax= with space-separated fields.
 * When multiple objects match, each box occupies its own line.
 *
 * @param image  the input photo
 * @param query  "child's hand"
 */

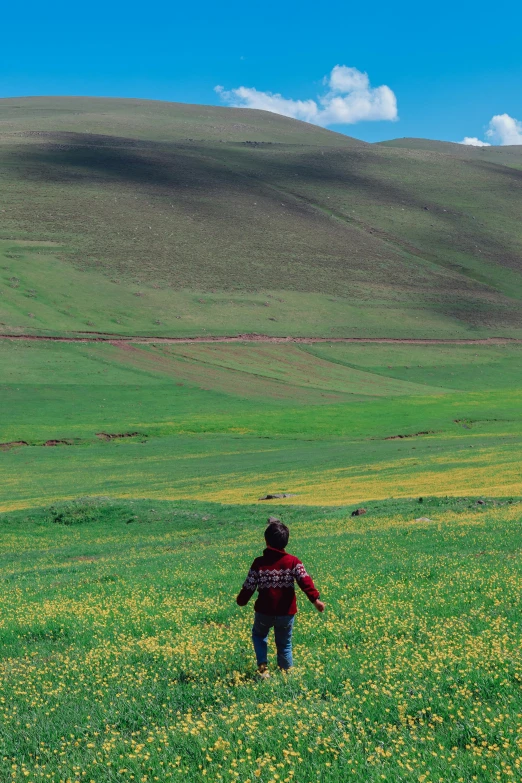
xmin=314 ymin=599 xmax=325 ymax=613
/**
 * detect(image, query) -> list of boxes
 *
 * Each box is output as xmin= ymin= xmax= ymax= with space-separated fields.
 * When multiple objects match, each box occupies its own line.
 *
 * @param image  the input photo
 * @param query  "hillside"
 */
xmin=0 ymin=97 xmax=522 ymax=337
xmin=0 ymin=96 xmax=359 ymax=145
xmin=379 ymin=136 xmax=522 ymax=168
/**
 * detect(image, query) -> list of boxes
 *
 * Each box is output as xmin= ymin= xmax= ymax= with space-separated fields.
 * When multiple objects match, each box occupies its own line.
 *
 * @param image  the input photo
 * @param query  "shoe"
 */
xmin=257 ymin=664 xmax=270 ymax=679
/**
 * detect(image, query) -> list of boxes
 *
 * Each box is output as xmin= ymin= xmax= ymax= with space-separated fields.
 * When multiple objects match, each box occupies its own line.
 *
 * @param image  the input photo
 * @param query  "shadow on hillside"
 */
xmin=12 ymin=133 xmax=242 ymax=192
xmin=13 ymin=130 xmax=522 ymax=214
xmin=8 ymin=130 xmax=458 ymax=210
xmin=5 ymin=131 xmax=448 ymax=227
xmin=4 ymin=132 xmax=522 ymax=328
xmin=7 ymin=131 xmax=420 ymax=228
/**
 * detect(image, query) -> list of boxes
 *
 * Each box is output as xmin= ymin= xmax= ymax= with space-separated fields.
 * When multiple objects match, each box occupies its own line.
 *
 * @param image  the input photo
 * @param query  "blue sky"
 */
xmin=1 ymin=0 xmax=521 ymax=144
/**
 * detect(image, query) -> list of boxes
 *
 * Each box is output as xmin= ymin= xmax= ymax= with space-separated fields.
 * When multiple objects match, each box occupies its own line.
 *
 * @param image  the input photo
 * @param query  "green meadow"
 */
xmin=0 ymin=498 xmax=520 ymax=782
xmin=2 ymin=338 xmax=522 ymax=510
xmin=0 ymin=97 xmax=521 ymax=782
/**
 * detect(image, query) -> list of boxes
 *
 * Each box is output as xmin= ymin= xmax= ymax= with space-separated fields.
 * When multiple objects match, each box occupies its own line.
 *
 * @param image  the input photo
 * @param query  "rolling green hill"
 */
xmin=1 ymin=97 xmax=522 ymax=512
xmin=379 ymin=136 xmax=522 ymax=169
xmin=1 ymin=97 xmax=522 ymax=337
xmin=2 ymin=100 xmax=522 ymax=783
xmin=0 ymin=96 xmax=359 ymax=145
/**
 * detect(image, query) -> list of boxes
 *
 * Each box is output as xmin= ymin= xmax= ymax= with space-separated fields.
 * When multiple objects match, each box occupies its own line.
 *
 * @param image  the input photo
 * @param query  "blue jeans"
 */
xmin=252 ymin=612 xmax=295 ymax=670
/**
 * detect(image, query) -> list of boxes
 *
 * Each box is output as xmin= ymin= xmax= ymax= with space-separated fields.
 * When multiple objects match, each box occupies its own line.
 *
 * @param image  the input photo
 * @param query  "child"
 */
xmin=236 ymin=519 xmax=324 ymax=677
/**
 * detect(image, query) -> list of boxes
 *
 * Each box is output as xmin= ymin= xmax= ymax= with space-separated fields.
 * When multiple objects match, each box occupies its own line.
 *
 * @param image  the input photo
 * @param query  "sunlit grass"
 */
xmin=1 ymin=339 xmax=522 ymax=511
xmin=0 ymin=498 xmax=520 ymax=782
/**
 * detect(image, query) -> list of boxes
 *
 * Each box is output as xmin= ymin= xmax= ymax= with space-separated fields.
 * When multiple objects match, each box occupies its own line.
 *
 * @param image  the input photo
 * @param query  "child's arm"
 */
xmin=294 ymin=560 xmax=324 ymax=611
xmin=236 ymin=563 xmax=258 ymax=606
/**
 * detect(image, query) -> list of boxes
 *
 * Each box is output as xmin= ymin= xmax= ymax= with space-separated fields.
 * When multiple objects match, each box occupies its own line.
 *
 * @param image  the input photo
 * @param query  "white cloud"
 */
xmin=459 ymin=113 xmax=522 ymax=147
xmin=459 ymin=137 xmax=491 ymax=147
xmin=327 ymin=65 xmax=370 ymax=93
xmin=215 ymin=65 xmax=398 ymax=127
xmin=215 ymin=85 xmax=320 ymax=124
xmin=486 ymin=113 xmax=522 ymax=145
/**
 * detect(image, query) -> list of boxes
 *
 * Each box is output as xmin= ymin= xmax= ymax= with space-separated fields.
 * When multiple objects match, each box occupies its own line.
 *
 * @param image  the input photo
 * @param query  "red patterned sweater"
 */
xmin=236 ymin=546 xmax=320 ymax=616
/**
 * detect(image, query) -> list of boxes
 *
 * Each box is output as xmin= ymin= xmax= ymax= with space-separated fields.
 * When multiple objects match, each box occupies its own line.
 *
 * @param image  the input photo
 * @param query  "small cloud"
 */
xmin=486 ymin=113 xmax=522 ymax=145
xmin=328 ymin=65 xmax=370 ymax=94
xmin=215 ymin=65 xmax=398 ymax=127
xmin=458 ymin=113 xmax=522 ymax=147
xmin=215 ymin=84 xmax=320 ymax=124
xmin=459 ymin=137 xmax=491 ymax=147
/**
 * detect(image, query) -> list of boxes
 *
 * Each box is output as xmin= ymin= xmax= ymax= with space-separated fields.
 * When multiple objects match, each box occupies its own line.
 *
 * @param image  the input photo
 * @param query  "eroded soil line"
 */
xmin=0 ymin=334 xmax=520 ymax=345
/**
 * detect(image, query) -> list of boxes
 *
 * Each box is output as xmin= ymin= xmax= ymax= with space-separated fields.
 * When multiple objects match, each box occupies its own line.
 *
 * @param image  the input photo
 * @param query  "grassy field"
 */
xmin=1 ymin=240 xmax=470 ymax=339
xmin=0 ymin=497 xmax=520 ymax=782
xmin=1 ymin=97 xmax=521 ymax=338
xmin=2 ymin=98 xmax=519 ymax=509
xmin=1 ymin=338 xmax=521 ymax=511
xmin=1 ymin=98 xmax=521 ymax=782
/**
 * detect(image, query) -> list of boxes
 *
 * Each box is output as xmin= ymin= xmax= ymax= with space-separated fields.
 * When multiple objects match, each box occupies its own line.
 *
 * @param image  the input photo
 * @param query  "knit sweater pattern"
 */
xmin=236 ymin=547 xmax=320 ymax=616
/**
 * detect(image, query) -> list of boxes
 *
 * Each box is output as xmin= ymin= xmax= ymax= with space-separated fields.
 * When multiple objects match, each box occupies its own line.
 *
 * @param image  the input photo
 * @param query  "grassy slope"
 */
xmin=379 ymin=137 xmax=522 ymax=169
xmin=0 ymin=241 xmax=464 ymax=339
xmin=0 ymin=497 xmax=520 ymax=782
xmin=1 ymin=339 xmax=521 ymax=510
xmin=0 ymin=96 xmax=358 ymax=144
xmin=1 ymin=97 xmax=522 ymax=337
xmin=1 ymin=98 xmax=521 ymax=507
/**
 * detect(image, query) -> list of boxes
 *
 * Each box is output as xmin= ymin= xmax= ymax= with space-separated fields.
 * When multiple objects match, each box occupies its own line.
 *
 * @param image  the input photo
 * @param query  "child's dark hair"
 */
xmin=265 ymin=520 xmax=289 ymax=549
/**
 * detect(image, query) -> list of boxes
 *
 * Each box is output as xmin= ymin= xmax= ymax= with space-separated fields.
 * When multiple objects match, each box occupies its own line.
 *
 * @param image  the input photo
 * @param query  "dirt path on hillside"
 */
xmin=0 ymin=333 xmax=520 ymax=345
